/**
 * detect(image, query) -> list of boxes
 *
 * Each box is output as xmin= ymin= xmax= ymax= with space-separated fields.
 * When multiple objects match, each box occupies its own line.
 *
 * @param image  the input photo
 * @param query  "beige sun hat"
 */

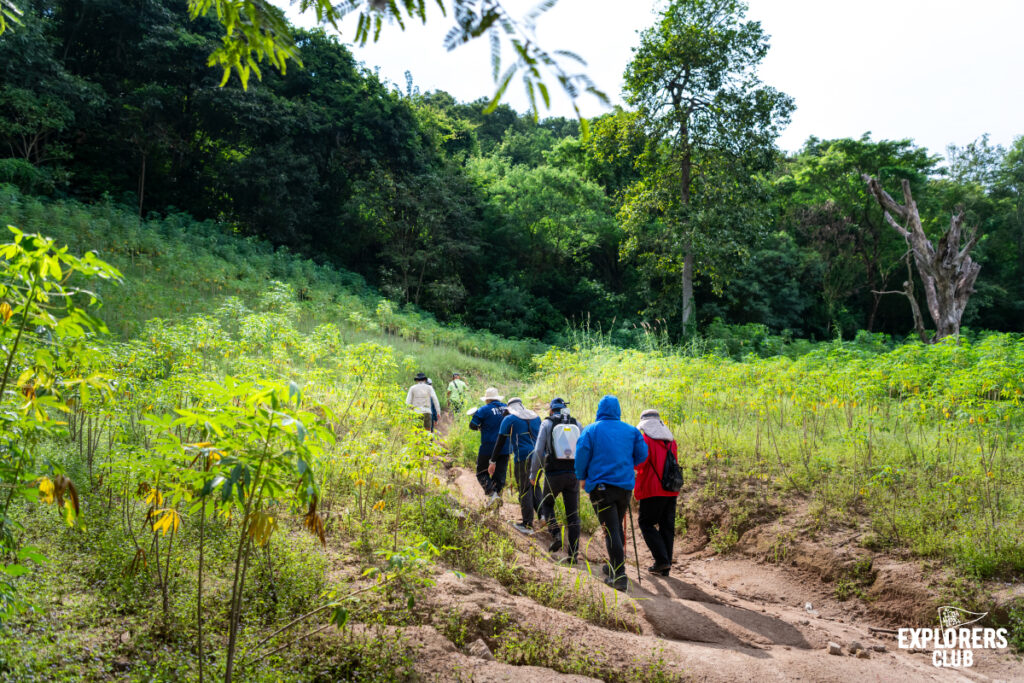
xmin=481 ymin=387 xmax=504 ymax=402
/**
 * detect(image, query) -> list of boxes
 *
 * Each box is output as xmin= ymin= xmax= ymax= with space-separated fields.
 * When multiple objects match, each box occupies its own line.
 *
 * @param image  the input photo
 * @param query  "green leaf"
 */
xmin=331 ymin=606 xmax=349 ymax=628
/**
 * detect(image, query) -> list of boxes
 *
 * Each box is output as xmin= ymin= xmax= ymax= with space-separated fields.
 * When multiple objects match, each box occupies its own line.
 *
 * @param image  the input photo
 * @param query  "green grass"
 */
xmin=0 ymin=184 xmax=538 ymax=378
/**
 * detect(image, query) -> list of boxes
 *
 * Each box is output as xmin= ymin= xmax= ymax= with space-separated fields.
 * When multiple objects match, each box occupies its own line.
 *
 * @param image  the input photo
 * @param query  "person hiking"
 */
xmin=575 ymin=395 xmax=647 ymax=591
xmin=488 ymin=398 xmax=541 ymax=534
xmin=446 ymin=372 xmax=468 ymax=415
xmin=427 ymin=378 xmax=439 ymax=430
xmin=469 ymin=387 xmax=509 ymax=506
xmin=405 ymin=372 xmax=440 ymax=432
xmin=529 ymin=397 xmax=582 ymax=564
xmin=635 ymin=409 xmax=681 ymax=577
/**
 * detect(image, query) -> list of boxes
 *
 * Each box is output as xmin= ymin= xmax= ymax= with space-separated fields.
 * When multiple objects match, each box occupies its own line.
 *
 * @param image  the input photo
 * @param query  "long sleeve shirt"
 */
xmin=406 ymin=383 xmax=440 ymax=416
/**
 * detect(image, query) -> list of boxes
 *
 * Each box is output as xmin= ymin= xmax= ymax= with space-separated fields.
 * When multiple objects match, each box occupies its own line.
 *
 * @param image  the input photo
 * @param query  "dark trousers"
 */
xmin=422 ymin=413 xmax=433 ymax=431
xmin=513 ymin=459 xmax=540 ymax=525
xmin=539 ymin=470 xmax=580 ymax=559
xmin=638 ymin=496 xmax=676 ymax=567
xmin=589 ymin=484 xmax=630 ymax=580
xmin=476 ymin=448 xmax=508 ymax=495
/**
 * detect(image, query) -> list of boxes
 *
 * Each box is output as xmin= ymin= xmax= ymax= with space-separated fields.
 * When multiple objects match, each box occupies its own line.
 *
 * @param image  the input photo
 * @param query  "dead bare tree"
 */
xmin=872 ymin=250 xmax=929 ymax=344
xmin=863 ymin=175 xmax=981 ymax=341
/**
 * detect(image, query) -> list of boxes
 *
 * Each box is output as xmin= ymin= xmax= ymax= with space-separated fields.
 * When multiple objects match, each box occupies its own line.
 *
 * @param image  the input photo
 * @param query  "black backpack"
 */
xmin=658 ymin=441 xmax=684 ymax=493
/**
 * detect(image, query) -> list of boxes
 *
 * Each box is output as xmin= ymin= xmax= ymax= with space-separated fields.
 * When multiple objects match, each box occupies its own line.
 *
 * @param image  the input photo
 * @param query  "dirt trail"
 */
xmin=430 ymin=465 xmax=1023 ymax=682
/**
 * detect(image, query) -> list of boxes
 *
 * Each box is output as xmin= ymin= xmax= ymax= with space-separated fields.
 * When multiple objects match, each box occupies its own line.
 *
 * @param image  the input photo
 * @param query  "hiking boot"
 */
xmin=648 ymin=563 xmax=671 ymax=577
xmin=486 ymin=492 xmax=501 ymax=508
xmin=604 ymin=575 xmax=628 ymax=592
xmin=548 ymin=539 xmax=563 ymax=553
xmin=602 ymin=564 xmax=611 ymax=577
xmin=512 ymin=522 xmax=534 ymax=536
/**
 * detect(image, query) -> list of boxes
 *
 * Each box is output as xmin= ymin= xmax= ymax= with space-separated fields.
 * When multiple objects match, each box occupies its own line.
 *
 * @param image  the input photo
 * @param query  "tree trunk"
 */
xmin=863 ymin=175 xmax=981 ymax=341
xmin=677 ymin=96 xmax=695 ymax=331
xmin=681 ymin=246 xmax=694 ymax=327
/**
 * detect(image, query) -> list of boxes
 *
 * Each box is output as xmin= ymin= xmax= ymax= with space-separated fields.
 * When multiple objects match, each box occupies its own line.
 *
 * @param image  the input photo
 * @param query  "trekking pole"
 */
xmin=627 ymin=501 xmax=641 ymax=588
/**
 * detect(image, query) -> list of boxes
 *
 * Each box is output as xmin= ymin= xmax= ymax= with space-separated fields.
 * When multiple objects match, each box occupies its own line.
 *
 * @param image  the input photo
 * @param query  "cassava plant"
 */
xmin=0 ymin=225 xmax=120 ymax=619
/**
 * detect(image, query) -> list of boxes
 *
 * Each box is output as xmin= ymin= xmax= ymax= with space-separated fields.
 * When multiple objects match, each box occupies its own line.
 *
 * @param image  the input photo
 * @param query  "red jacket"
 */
xmin=634 ymin=434 xmax=680 ymax=500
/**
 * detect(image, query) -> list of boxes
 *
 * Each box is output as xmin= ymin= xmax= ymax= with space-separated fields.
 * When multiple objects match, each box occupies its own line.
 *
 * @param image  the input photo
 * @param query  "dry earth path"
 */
xmin=423 ymin=465 xmax=1024 ymax=682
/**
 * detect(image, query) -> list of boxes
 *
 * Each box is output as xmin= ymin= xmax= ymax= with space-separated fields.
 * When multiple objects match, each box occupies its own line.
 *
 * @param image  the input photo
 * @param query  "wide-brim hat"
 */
xmin=550 ymin=397 xmax=568 ymax=411
xmin=481 ymin=387 xmax=504 ymax=402
xmin=414 ymin=372 xmax=427 ymax=381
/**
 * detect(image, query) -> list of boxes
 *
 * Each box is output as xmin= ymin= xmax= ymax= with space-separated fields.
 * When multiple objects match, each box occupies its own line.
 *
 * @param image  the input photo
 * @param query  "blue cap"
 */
xmin=550 ymin=397 xmax=568 ymax=411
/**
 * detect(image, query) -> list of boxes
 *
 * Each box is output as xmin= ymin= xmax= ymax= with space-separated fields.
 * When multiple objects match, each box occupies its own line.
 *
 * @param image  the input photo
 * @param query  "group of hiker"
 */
xmin=408 ymin=372 xmax=684 ymax=592
xmin=404 ymin=371 xmax=469 ymax=432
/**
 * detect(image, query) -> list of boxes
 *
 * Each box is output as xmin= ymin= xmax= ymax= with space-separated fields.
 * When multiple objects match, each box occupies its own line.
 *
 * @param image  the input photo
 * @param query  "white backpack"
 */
xmin=548 ymin=417 xmax=580 ymax=461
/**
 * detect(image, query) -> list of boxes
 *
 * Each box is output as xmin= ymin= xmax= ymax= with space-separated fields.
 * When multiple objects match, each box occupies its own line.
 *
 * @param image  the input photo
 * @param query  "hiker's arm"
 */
xmin=429 ymin=387 xmax=441 ymax=415
xmin=574 ymin=430 xmax=592 ymax=483
xmin=489 ymin=433 xmax=509 ymax=466
xmin=405 ymin=387 xmax=414 ymax=406
xmin=632 ymin=431 xmax=649 ymax=466
xmin=529 ymin=422 xmax=550 ymax=484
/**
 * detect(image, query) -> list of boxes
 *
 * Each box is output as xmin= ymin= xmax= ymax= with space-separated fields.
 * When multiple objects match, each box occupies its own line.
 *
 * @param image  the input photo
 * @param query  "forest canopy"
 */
xmin=2 ymin=0 xmax=1022 ymax=343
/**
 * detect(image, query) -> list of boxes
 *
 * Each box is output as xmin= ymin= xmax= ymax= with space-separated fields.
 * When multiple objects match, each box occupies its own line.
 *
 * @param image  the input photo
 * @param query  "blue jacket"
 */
xmin=495 ymin=414 xmax=541 ymax=463
xmin=470 ymin=401 xmax=510 ymax=454
xmin=574 ymin=395 xmax=647 ymax=493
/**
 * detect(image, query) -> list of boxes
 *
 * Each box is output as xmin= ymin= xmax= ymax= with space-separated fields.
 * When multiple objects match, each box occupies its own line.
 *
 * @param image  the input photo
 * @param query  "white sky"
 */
xmin=284 ymin=0 xmax=1024 ymax=155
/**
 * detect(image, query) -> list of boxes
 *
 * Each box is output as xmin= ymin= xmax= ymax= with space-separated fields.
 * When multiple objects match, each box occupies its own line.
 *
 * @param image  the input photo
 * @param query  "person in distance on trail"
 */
xmin=469 ymin=387 xmax=510 ymax=507
xmin=447 ymin=371 xmax=469 ymax=415
xmin=530 ymin=397 xmax=583 ymax=564
xmin=405 ymin=372 xmax=441 ymax=432
xmin=575 ymin=395 xmax=647 ymax=591
xmin=426 ymin=378 xmax=439 ymax=430
xmin=635 ymin=409 xmax=680 ymax=577
xmin=488 ymin=397 xmax=541 ymax=534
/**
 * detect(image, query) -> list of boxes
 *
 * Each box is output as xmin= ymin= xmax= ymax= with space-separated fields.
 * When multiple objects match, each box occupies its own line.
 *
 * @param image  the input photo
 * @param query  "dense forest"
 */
xmin=2 ymin=0 xmax=1023 ymax=344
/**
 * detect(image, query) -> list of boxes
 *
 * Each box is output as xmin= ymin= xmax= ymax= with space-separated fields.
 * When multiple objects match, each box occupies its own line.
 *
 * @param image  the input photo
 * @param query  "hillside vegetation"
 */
xmin=1 ymin=189 xmax=1023 ymax=681
xmin=527 ymin=338 xmax=1024 ymax=579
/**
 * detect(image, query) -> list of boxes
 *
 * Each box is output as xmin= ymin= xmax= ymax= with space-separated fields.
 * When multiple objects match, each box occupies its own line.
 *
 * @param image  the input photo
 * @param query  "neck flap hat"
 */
xmin=505 ymin=397 xmax=538 ymax=421
xmin=637 ymin=408 xmax=674 ymax=441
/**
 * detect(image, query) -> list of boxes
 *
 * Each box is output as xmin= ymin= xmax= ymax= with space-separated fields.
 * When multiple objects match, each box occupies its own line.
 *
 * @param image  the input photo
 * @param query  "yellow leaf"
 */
xmin=145 ymin=488 xmax=164 ymax=507
xmin=246 ymin=511 xmax=277 ymax=547
xmin=0 ymin=301 xmax=11 ymax=324
xmin=39 ymin=477 xmax=55 ymax=504
xmin=151 ymin=509 xmax=180 ymax=536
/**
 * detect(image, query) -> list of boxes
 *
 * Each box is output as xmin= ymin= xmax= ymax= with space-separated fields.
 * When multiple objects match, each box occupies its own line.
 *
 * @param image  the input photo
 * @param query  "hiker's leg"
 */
xmin=537 ymin=475 xmax=555 ymax=523
xmin=545 ymin=474 xmax=571 ymax=545
xmin=660 ymin=497 xmax=677 ymax=563
xmin=638 ymin=497 xmax=669 ymax=567
xmin=561 ymin=475 xmax=580 ymax=559
xmin=492 ymin=454 xmax=509 ymax=494
xmin=592 ymin=487 xmax=626 ymax=579
xmin=475 ymin=447 xmax=493 ymax=494
xmin=422 ymin=413 xmax=432 ymax=431
xmin=609 ymin=487 xmax=629 ymax=579
xmin=514 ymin=459 xmax=534 ymax=525
xmin=532 ymin=477 xmax=544 ymax=519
